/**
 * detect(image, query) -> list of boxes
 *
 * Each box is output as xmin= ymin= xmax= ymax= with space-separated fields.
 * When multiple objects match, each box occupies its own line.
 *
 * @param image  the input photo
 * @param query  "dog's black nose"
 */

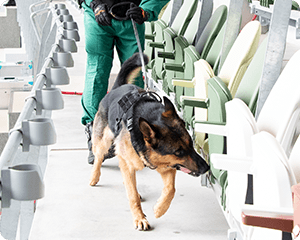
xmin=199 ymin=162 xmax=210 ymax=174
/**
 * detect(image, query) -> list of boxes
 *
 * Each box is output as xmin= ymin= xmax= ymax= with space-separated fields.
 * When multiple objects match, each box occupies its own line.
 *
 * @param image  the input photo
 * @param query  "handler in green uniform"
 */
xmin=79 ymin=0 xmax=169 ymax=164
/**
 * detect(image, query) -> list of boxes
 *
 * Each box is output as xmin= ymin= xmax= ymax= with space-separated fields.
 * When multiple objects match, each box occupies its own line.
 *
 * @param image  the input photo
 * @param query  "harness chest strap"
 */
xmin=116 ymin=89 xmax=162 ymax=132
xmin=115 ymin=89 xmax=162 ymax=170
xmin=117 ymin=89 xmax=141 ymax=132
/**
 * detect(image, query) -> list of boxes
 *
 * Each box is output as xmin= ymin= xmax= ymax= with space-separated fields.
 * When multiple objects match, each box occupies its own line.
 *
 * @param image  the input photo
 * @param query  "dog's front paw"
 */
xmin=154 ymin=201 xmax=169 ymax=218
xmin=89 ymin=171 xmax=100 ymax=186
xmin=134 ymin=217 xmax=151 ymax=231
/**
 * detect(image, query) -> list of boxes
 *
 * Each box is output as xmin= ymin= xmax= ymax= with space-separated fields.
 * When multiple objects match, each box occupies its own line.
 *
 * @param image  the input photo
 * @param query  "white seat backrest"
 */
xmin=257 ymin=49 xmax=300 ymax=146
xmin=218 ymin=21 xmax=261 ymax=97
xmin=225 ymin=98 xmax=259 ymax=157
xmin=251 ymin=131 xmax=295 ymax=240
xmin=288 ymin=134 xmax=300 ymax=183
xmin=170 ymin=0 xmax=197 ymax=34
xmin=225 ymin=98 xmax=259 ymax=223
xmin=252 ymin=131 xmax=295 ymax=207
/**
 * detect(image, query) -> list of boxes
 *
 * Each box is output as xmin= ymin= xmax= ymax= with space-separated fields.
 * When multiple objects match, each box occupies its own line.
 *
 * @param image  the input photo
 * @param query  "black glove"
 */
xmin=77 ymin=0 xmax=85 ymax=8
xmin=126 ymin=5 xmax=149 ymax=25
xmin=90 ymin=1 xmax=112 ymax=26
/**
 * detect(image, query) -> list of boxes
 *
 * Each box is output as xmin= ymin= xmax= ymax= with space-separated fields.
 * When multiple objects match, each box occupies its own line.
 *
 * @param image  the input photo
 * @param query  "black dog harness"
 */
xmin=115 ymin=88 xmax=162 ymax=135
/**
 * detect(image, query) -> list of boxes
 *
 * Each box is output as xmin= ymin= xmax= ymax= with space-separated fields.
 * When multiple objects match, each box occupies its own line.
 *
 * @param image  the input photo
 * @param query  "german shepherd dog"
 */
xmin=89 ymin=53 xmax=209 ymax=230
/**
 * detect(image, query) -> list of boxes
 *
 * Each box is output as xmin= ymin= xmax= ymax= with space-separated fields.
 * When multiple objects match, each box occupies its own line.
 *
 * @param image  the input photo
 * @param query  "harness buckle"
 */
xmin=127 ymin=117 xmax=133 ymax=131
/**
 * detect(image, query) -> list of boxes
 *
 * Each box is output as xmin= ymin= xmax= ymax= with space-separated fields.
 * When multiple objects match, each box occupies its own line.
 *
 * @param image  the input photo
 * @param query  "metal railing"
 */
xmin=0 ymin=1 xmax=79 ymax=239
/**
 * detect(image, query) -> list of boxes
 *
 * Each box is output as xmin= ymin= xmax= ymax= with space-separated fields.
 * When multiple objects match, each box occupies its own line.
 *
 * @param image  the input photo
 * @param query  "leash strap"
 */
xmin=130 ymin=13 xmax=149 ymax=90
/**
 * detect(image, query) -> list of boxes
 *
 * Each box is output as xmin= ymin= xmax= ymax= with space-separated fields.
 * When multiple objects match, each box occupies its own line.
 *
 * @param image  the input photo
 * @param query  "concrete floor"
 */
xmin=28 ymin=1 xmax=230 ymax=239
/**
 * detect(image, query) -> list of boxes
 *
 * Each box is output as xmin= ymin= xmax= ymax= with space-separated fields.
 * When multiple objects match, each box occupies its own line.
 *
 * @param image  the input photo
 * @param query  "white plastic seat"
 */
xmin=241 ymin=132 xmax=300 ymax=239
xmin=244 ymin=131 xmax=296 ymax=240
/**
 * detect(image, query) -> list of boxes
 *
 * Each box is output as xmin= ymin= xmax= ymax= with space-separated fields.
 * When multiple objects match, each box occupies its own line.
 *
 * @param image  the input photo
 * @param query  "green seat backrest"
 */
xmin=170 ymin=0 xmax=198 ymax=36
xmin=160 ymin=0 xmax=174 ymax=24
xmin=207 ymin=76 xmax=232 ymax=157
xmin=205 ymin=22 xmax=226 ymax=75
xmin=183 ymin=0 xmax=203 ymax=45
xmin=195 ymin=5 xmax=228 ymax=59
xmin=174 ymin=5 xmax=227 ymax=109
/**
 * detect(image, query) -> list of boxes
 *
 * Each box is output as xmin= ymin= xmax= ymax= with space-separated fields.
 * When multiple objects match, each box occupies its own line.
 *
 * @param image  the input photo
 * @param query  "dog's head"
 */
xmin=139 ymin=97 xmax=209 ymax=176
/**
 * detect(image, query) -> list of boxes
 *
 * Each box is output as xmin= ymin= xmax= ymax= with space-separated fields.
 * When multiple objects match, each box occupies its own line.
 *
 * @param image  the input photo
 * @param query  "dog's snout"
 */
xmin=192 ymin=150 xmax=210 ymax=175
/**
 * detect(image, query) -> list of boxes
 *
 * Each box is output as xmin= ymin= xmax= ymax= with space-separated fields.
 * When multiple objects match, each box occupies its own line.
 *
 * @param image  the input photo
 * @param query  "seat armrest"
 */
xmin=194 ymin=121 xmax=227 ymax=136
xmin=148 ymin=41 xmax=165 ymax=49
xmin=145 ymin=34 xmax=154 ymax=40
xmin=165 ymin=63 xmax=184 ymax=72
xmin=158 ymin=50 xmax=175 ymax=59
xmin=210 ymin=154 xmax=253 ymax=173
xmin=172 ymin=78 xmax=195 ymax=88
xmin=241 ymin=205 xmax=294 ymax=233
xmin=181 ymin=96 xmax=209 ymax=108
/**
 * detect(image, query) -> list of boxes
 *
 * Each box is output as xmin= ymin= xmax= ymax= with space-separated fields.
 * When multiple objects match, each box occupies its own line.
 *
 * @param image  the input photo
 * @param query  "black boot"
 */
xmin=4 ymin=0 xmax=16 ymax=6
xmin=85 ymin=121 xmax=95 ymax=165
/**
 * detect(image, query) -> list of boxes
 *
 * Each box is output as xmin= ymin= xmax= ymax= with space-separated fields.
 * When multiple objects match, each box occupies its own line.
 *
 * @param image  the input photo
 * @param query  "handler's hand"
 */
xmin=126 ymin=5 xmax=149 ymax=25
xmin=91 ymin=1 xmax=112 ymax=26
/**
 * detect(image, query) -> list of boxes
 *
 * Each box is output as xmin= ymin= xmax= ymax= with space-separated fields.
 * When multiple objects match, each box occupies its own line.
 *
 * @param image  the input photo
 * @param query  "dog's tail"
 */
xmin=111 ymin=52 xmax=149 ymax=90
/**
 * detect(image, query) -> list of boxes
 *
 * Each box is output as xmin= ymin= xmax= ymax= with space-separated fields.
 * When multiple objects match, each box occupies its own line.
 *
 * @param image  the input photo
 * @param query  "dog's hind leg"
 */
xmin=89 ymin=126 xmax=114 ymax=186
xmin=118 ymin=155 xmax=150 ymax=231
xmin=154 ymin=168 xmax=176 ymax=218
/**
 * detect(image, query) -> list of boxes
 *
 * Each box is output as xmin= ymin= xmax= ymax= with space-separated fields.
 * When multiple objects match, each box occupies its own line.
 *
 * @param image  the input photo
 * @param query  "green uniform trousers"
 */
xmin=81 ymin=4 xmax=145 ymax=125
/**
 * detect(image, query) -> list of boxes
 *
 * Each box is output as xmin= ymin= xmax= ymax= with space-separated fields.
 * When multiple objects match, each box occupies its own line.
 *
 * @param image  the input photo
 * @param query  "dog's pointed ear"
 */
xmin=139 ymin=118 xmax=155 ymax=141
xmin=162 ymin=96 xmax=177 ymax=118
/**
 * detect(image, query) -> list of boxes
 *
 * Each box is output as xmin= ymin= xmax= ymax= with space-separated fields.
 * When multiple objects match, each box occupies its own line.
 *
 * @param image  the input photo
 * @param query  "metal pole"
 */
xmin=219 ymin=0 xmax=244 ymax=70
xmin=255 ymin=0 xmax=292 ymax=118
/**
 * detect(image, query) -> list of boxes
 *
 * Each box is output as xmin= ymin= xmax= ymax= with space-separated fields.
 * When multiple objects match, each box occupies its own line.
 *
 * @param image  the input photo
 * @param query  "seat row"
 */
xmin=145 ymin=1 xmax=300 ymax=239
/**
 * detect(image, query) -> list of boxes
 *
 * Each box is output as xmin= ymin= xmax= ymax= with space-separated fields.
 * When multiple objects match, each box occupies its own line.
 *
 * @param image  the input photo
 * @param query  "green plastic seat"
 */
xmin=144 ymin=0 xmax=174 ymax=68
xmin=149 ymin=0 xmax=198 ymax=81
xmin=169 ymin=5 xmax=228 ymax=109
xmin=206 ymin=38 xmax=267 ymax=189
xmin=157 ymin=0 xmax=213 ymax=94
xmin=147 ymin=0 xmax=183 ymax=69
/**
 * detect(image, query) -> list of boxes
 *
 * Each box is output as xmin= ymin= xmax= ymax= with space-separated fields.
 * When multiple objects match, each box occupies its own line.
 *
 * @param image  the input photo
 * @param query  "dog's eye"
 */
xmin=174 ymin=148 xmax=185 ymax=157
